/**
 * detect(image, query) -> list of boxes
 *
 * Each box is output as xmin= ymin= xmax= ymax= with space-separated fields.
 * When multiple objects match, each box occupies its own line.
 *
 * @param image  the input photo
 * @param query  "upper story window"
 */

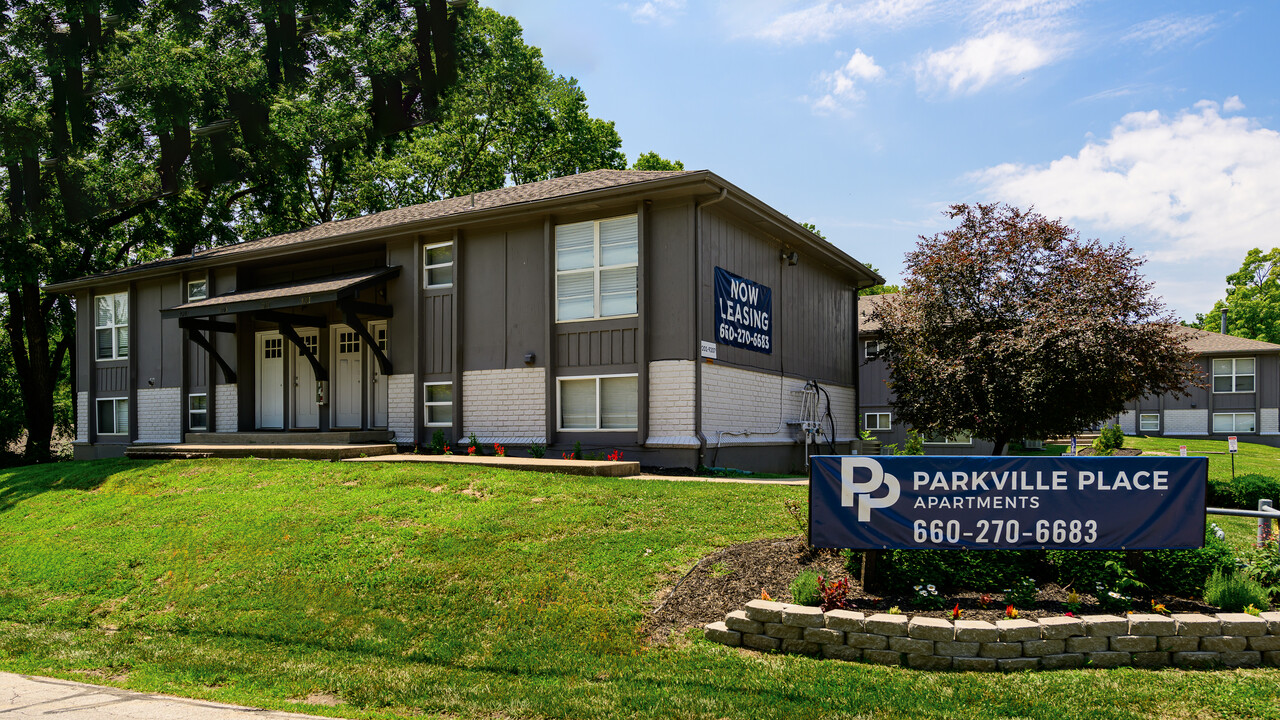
xmin=1212 ymin=357 xmax=1254 ymax=393
xmin=424 ymin=241 xmax=454 ymax=288
xmin=555 ymin=215 xmax=637 ymax=322
xmin=865 ymin=340 xmax=884 ymax=359
xmin=95 ymin=292 xmax=129 ymax=360
xmin=924 ymin=432 xmax=972 ymax=446
xmin=186 ymin=277 xmax=208 ymax=301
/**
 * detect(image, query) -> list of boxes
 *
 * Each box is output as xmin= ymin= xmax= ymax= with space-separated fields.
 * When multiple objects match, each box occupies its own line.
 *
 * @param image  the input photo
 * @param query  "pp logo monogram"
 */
xmin=840 ymin=457 xmax=900 ymax=522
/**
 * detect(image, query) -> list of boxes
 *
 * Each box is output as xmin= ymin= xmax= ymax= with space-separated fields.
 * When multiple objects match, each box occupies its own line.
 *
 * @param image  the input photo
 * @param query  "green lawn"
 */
xmin=0 ymin=458 xmax=1277 ymax=719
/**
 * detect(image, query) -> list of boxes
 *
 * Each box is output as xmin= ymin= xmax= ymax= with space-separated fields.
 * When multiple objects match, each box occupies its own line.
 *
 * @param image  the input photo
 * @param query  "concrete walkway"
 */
xmin=343 ymin=453 xmax=807 ymax=484
xmin=0 ymin=672 xmax=344 ymax=719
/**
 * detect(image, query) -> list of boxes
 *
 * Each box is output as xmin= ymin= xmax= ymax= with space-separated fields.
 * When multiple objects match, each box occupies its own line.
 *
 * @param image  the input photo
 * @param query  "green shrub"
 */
xmin=1207 ymin=478 xmax=1235 ymax=507
xmin=1091 ymin=424 xmax=1124 ymax=455
xmin=529 ymin=443 xmax=545 ymax=458
xmin=1133 ymin=529 xmax=1236 ymax=595
xmin=1238 ymin=541 xmax=1280 ymax=594
xmin=1204 ymin=570 xmax=1272 ymax=612
xmin=1004 ymin=577 xmax=1037 ymax=606
xmin=879 ymin=549 xmax=1040 ymax=593
xmin=1228 ymin=474 xmax=1280 ymax=510
xmin=1044 ymin=549 xmax=1124 ymax=590
xmin=895 ymin=430 xmax=924 ymax=456
xmin=789 ymin=570 xmax=822 ymax=606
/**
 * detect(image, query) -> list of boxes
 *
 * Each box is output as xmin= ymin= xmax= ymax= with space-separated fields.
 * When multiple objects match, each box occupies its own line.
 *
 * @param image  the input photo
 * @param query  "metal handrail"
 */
xmin=1207 ymin=506 xmax=1280 ymax=519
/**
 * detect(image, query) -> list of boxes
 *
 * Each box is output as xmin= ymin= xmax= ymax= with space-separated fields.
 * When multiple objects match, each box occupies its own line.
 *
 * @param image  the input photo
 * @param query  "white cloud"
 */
xmin=813 ymin=49 xmax=886 ymax=113
xmin=915 ymin=32 xmax=1059 ymax=95
xmin=754 ymin=0 xmax=940 ymax=43
xmin=620 ymin=0 xmax=685 ymax=25
xmin=1123 ymin=13 xmax=1217 ymax=52
xmin=1223 ymin=95 xmax=1245 ymax=113
xmin=972 ymin=100 xmax=1280 ymax=265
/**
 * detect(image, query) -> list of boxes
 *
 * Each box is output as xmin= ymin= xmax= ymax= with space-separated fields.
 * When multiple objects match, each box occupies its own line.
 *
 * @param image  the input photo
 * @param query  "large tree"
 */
xmin=1194 ymin=248 xmax=1280 ymax=343
xmin=872 ymin=203 xmax=1199 ymax=455
xmin=1 ymin=1 xmax=468 ymax=462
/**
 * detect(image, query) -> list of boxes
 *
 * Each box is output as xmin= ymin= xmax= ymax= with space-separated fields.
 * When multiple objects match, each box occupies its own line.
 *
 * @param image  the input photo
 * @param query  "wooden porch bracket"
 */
xmin=277 ymin=322 xmax=329 ymax=382
xmin=186 ymin=328 xmax=237 ymax=384
xmin=338 ymin=300 xmax=392 ymax=375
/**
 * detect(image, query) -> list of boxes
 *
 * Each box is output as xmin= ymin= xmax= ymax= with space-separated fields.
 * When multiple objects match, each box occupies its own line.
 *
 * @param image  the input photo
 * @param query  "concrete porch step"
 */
xmin=126 ymin=443 xmax=397 ymax=460
xmin=182 ymin=430 xmax=394 ymax=445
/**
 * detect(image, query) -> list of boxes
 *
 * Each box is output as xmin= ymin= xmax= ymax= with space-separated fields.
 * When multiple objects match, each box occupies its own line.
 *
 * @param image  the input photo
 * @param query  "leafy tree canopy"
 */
xmin=858 ymin=263 xmax=899 ymax=297
xmin=630 ymin=151 xmax=683 ymax=171
xmin=1193 ymin=248 xmax=1280 ymax=343
xmin=872 ymin=203 xmax=1199 ymax=455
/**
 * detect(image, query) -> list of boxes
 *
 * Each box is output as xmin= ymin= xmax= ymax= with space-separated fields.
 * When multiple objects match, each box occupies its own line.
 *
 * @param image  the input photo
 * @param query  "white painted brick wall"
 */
xmin=136 ymin=387 xmax=182 ymax=443
xmin=701 ymin=364 xmax=856 ymax=446
xmin=388 ymin=374 xmax=416 ymax=445
xmin=647 ymin=360 xmax=698 ymax=448
xmin=1117 ymin=411 xmax=1136 ymax=435
xmin=215 ymin=383 xmax=238 ymax=432
xmin=462 ymin=367 xmax=546 ymax=444
xmin=76 ymin=391 xmax=89 ymax=442
xmin=1164 ymin=408 xmax=1207 ymax=435
xmin=1260 ymin=408 xmax=1279 ymax=434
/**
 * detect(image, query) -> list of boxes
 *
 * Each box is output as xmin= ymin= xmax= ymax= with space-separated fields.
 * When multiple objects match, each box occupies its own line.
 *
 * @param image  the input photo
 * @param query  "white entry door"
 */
xmin=370 ymin=321 xmax=389 ymax=429
xmin=256 ymin=332 xmax=285 ymax=429
xmin=292 ymin=331 xmax=319 ymax=429
xmin=332 ymin=325 xmax=363 ymax=428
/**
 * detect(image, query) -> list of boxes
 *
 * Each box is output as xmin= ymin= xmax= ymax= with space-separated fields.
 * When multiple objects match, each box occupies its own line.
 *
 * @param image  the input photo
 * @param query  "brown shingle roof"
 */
xmin=858 ymin=292 xmax=894 ymax=332
xmin=162 ymin=266 xmax=399 ymax=318
xmin=50 ymin=169 xmax=696 ymax=290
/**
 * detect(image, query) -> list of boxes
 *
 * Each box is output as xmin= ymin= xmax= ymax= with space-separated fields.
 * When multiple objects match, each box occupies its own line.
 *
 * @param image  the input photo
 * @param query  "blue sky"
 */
xmin=484 ymin=0 xmax=1280 ymax=323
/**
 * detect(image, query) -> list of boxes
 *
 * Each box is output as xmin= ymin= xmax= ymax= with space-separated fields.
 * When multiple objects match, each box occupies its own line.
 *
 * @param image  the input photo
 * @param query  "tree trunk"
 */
xmin=5 ymin=284 xmax=58 ymax=463
xmin=990 ymin=434 xmax=1010 ymax=456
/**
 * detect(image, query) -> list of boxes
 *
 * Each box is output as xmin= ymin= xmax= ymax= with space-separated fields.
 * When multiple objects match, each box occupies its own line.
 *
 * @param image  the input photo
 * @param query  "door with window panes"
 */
xmin=332 ymin=326 xmax=363 ymax=428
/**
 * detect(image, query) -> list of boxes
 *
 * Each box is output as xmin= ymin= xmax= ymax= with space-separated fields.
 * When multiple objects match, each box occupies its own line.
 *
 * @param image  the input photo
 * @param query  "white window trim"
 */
xmin=556 ymin=373 xmax=639 ymax=432
xmin=1212 ymin=356 xmax=1256 ymax=394
xmin=1139 ymin=413 xmax=1160 ymax=432
xmin=186 ymin=276 xmax=208 ymax=302
xmin=554 ymin=214 xmax=639 ymax=324
xmin=96 ymin=397 xmax=128 ymax=435
xmin=424 ymin=241 xmax=454 ymax=289
xmin=95 ymin=291 xmax=128 ymax=361
xmin=865 ymin=412 xmax=891 ymax=431
xmin=1213 ymin=412 xmax=1256 ymax=434
xmin=188 ymin=393 xmax=208 ymax=431
xmin=864 ymin=340 xmax=882 ymax=359
xmin=924 ymin=433 xmax=973 ymax=446
xmin=424 ymin=381 xmax=453 ymax=427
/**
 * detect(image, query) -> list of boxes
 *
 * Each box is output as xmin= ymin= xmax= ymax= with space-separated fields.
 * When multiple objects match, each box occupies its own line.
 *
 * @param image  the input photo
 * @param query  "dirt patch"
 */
xmin=645 ymin=536 xmax=1219 ymax=643
xmin=1074 ymin=447 xmax=1143 ymax=457
xmin=289 ymin=692 xmax=344 ymax=706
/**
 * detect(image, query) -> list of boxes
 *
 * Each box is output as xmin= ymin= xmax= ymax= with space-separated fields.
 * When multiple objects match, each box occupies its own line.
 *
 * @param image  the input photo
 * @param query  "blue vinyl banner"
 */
xmin=714 ymin=267 xmax=772 ymax=354
xmin=809 ymin=455 xmax=1206 ymax=550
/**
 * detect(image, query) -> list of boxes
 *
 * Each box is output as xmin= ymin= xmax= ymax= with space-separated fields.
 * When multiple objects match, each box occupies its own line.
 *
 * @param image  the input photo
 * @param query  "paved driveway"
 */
xmin=0 ymin=673 xmax=343 ymax=720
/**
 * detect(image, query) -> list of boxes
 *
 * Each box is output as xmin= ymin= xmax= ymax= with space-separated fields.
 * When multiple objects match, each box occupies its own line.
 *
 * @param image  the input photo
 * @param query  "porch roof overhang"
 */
xmin=160 ymin=266 xmax=400 ymax=319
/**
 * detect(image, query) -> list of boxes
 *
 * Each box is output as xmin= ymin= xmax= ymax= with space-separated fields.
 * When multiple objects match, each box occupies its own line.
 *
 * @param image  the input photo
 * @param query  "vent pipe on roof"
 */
xmin=1221 ymin=306 xmax=1229 ymax=335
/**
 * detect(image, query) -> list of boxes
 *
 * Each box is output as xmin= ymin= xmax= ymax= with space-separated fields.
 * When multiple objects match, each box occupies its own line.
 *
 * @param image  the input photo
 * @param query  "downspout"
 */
xmin=694 ymin=187 xmax=728 ymax=466
xmin=852 ymin=287 xmax=861 ymax=453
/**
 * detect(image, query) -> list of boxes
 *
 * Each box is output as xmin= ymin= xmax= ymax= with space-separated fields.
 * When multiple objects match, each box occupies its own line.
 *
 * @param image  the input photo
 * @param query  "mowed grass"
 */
xmin=0 ymin=458 xmax=1276 ymax=720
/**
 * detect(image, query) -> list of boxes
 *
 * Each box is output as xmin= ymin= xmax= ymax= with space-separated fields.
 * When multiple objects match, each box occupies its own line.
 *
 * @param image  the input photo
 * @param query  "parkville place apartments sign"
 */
xmin=809 ymin=456 xmax=1207 ymax=550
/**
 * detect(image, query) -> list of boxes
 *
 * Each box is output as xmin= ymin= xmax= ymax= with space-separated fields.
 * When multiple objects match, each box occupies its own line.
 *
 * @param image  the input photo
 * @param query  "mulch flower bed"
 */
xmin=646 ymin=536 xmax=1217 ymax=643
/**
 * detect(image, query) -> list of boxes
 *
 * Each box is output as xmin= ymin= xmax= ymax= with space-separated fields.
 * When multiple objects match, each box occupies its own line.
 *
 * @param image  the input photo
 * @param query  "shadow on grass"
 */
xmin=0 ymin=459 xmax=120 ymax=512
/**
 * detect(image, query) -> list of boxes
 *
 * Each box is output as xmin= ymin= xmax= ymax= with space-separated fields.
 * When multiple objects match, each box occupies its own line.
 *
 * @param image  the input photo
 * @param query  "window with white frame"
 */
xmin=425 ymin=382 xmax=453 ymax=426
xmin=864 ymin=340 xmax=883 ymax=359
xmin=558 ymin=374 xmax=638 ymax=430
xmin=186 ymin=277 xmax=208 ymax=301
xmin=555 ymin=216 xmax=638 ymax=321
xmin=865 ymin=412 xmax=891 ymax=431
xmin=96 ymin=398 xmax=128 ymax=435
xmin=424 ymin=241 xmax=454 ymax=288
xmin=1213 ymin=412 xmax=1256 ymax=433
xmin=95 ymin=292 xmax=129 ymax=360
xmin=189 ymin=393 xmax=208 ymax=431
xmin=1212 ymin=357 xmax=1255 ymax=393
xmin=1139 ymin=413 xmax=1160 ymax=432
xmin=924 ymin=432 xmax=972 ymax=445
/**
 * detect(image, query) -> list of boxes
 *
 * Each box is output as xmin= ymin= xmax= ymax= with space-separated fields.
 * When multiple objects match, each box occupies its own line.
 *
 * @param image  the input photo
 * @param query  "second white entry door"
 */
xmin=292 ymin=331 xmax=320 ymax=429
xmin=332 ymin=325 xmax=363 ymax=428
xmin=370 ymin=321 xmax=389 ymax=429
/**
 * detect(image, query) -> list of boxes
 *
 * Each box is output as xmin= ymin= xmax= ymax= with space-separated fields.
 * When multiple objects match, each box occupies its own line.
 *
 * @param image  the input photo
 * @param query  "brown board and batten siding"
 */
xmin=698 ymin=207 xmax=855 ymax=385
xmin=460 ymin=225 xmax=547 ymax=372
xmin=645 ymin=200 xmax=696 ymax=362
xmin=134 ymin=277 xmax=184 ymax=389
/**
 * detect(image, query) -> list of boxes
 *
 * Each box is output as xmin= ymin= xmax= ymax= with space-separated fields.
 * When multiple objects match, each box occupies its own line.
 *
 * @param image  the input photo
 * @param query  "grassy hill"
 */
xmin=0 ymin=456 xmax=1277 ymax=719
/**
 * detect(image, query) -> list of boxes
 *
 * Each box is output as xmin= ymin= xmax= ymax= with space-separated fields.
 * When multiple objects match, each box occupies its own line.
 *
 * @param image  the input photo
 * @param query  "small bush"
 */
xmin=1227 ymin=474 xmax=1280 ymax=510
xmin=789 ymin=571 xmax=822 ymax=606
xmin=1133 ymin=529 xmax=1236 ymax=595
xmin=1045 ymin=549 xmax=1124 ymax=590
xmin=529 ymin=443 xmax=545 ymax=458
xmin=879 ymin=549 xmax=1039 ymax=593
xmin=895 ymin=430 xmax=924 ymax=456
xmin=1238 ymin=541 xmax=1280 ymax=594
xmin=1004 ymin=577 xmax=1037 ymax=607
xmin=1204 ymin=570 xmax=1272 ymax=612
xmin=1091 ymin=424 xmax=1124 ymax=455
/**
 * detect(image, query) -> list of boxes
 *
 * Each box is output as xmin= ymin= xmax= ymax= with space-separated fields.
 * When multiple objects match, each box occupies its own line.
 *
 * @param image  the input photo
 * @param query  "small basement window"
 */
xmin=1139 ymin=413 xmax=1159 ymax=432
xmin=189 ymin=393 xmax=208 ymax=431
xmin=1213 ymin=412 xmax=1255 ymax=433
xmin=865 ymin=412 xmax=891 ymax=431
xmin=864 ymin=340 xmax=883 ymax=359
xmin=425 ymin=382 xmax=453 ymax=426
xmin=96 ymin=398 xmax=128 ymax=435
xmin=558 ymin=375 xmax=638 ymax=431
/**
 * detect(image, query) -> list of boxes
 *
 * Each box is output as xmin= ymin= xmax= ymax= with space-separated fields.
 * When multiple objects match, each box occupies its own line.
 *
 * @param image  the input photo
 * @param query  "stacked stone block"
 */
xmin=704 ymin=604 xmax=1280 ymax=672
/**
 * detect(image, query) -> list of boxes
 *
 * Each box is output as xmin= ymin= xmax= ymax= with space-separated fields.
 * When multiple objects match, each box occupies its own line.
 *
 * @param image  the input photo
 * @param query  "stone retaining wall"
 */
xmin=705 ymin=601 xmax=1280 ymax=671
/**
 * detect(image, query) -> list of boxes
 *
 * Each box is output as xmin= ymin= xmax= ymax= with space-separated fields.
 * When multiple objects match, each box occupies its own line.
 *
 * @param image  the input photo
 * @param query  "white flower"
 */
xmin=927 ymin=584 xmax=936 ymax=593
